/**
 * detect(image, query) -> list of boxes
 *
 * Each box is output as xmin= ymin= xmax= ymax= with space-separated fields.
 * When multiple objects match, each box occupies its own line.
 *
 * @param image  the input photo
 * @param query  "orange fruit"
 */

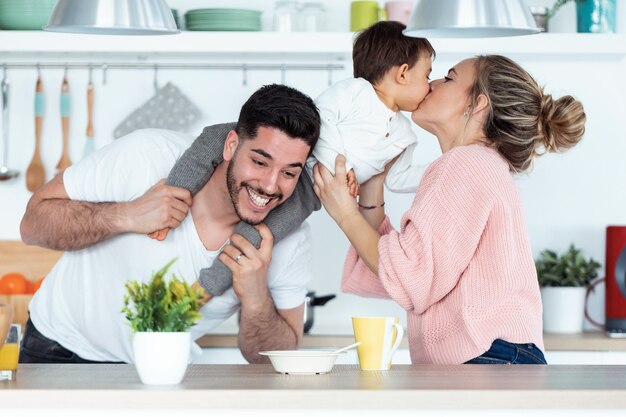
xmin=0 ymin=272 xmax=28 ymax=295
xmin=23 ymin=276 xmax=45 ymax=294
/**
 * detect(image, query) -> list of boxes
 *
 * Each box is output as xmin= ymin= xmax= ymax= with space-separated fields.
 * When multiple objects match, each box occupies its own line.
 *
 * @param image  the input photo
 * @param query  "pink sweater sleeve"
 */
xmin=342 ymin=148 xmax=498 ymax=312
xmin=341 ymin=217 xmax=395 ymax=299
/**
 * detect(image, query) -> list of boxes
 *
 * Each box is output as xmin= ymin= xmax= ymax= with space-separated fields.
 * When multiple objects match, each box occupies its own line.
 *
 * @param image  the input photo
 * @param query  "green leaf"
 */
xmin=121 ymin=258 xmax=206 ymax=333
xmin=535 ymin=244 xmax=602 ymax=288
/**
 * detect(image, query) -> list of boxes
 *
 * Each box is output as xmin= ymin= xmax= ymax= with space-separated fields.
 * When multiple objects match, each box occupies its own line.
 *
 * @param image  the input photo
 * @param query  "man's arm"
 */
xmin=238 ymin=300 xmax=303 ymax=364
xmin=20 ymin=173 xmax=192 ymax=251
xmin=219 ymin=224 xmax=303 ymax=363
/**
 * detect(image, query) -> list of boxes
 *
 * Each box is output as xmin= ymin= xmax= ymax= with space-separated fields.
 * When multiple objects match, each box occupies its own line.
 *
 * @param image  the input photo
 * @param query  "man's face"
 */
xmin=224 ymin=126 xmax=310 ymax=225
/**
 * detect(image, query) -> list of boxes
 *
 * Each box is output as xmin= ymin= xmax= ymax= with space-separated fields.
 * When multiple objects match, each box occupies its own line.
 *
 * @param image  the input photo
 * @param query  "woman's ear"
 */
xmin=472 ymin=94 xmax=490 ymax=115
xmin=223 ymin=130 xmax=239 ymax=161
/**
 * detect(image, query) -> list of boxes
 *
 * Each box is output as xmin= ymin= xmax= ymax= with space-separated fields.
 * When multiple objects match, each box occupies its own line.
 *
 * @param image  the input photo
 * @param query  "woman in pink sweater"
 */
xmin=313 ymin=55 xmax=586 ymax=365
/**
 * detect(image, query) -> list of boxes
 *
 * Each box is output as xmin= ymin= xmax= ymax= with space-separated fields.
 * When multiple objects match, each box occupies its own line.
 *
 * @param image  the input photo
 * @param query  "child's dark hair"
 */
xmin=236 ymin=84 xmax=321 ymax=153
xmin=353 ymin=21 xmax=435 ymax=85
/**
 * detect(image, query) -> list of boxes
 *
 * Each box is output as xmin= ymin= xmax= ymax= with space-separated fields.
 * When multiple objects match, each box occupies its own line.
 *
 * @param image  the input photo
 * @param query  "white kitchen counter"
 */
xmin=3 ymin=364 xmax=626 ymax=415
xmin=198 ymin=332 xmax=626 ymax=352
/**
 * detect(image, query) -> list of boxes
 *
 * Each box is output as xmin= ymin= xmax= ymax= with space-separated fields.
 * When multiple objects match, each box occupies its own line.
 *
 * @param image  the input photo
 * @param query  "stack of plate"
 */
xmin=0 ymin=0 xmax=56 ymax=30
xmin=184 ymin=8 xmax=262 ymax=32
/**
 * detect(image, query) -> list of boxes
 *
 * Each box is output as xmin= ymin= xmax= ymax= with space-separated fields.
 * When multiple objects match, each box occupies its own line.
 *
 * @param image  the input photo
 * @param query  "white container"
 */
xmin=541 ymin=287 xmax=587 ymax=334
xmin=133 ymin=332 xmax=191 ymax=385
xmin=299 ymin=2 xmax=325 ymax=32
xmin=273 ymin=1 xmax=300 ymax=32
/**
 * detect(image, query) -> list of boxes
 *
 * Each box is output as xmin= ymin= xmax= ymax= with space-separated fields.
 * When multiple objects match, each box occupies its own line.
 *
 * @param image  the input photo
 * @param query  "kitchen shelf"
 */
xmin=2 ymin=31 xmax=626 ymax=61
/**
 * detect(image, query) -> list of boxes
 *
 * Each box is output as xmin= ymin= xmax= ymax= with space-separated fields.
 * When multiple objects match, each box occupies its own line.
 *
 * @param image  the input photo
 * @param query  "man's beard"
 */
xmin=226 ymin=153 xmax=283 ymax=225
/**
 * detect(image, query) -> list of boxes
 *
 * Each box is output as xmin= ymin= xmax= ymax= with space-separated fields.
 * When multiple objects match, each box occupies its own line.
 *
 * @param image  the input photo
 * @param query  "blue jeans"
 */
xmin=19 ymin=318 xmax=122 ymax=364
xmin=465 ymin=339 xmax=547 ymax=364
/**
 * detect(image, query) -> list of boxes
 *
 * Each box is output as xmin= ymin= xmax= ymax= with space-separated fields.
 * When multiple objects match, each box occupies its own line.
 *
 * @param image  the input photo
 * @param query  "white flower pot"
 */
xmin=540 ymin=287 xmax=587 ymax=334
xmin=132 ymin=332 xmax=191 ymax=385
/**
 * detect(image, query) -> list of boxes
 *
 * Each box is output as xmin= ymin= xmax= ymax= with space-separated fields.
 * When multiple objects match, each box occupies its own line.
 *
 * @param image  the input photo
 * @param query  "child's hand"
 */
xmin=148 ymin=228 xmax=170 ymax=241
xmin=347 ymin=169 xmax=360 ymax=197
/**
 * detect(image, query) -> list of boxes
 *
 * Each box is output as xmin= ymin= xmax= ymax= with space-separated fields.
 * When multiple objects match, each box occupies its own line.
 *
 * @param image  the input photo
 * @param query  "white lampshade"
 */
xmin=404 ymin=0 xmax=540 ymax=38
xmin=44 ymin=0 xmax=179 ymax=35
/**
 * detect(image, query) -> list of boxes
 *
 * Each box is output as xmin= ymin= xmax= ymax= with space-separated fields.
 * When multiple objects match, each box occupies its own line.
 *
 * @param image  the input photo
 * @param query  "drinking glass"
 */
xmin=0 ymin=304 xmax=13 ymax=351
xmin=0 ymin=323 xmax=20 ymax=381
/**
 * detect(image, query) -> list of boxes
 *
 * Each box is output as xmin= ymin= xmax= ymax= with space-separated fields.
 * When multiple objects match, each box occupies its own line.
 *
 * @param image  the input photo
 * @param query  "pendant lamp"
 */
xmin=404 ymin=0 xmax=540 ymax=38
xmin=44 ymin=0 xmax=179 ymax=35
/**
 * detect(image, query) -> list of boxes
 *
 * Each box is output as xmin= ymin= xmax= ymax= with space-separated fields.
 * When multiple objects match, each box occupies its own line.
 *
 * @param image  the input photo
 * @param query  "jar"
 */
xmin=530 ymin=6 xmax=548 ymax=32
xmin=273 ymin=1 xmax=300 ymax=32
xmin=299 ymin=2 xmax=325 ymax=32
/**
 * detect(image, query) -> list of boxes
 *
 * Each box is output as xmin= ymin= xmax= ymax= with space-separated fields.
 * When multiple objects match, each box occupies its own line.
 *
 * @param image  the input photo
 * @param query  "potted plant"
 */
xmin=548 ymin=0 xmax=616 ymax=33
xmin=536 ymin=244 xmax=601 ymax=334
xmin=122 ymin=258 xmax=205 ymax=385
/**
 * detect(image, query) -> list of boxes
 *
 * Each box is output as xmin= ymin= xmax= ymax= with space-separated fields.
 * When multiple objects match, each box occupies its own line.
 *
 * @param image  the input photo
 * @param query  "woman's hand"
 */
xmin=313 ymin=155 xmax=359 ymax=228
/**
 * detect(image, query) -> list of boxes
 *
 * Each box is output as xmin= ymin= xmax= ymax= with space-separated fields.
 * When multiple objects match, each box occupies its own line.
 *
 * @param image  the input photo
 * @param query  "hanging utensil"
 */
xmin=25 ymin=73 xmax=46 ymax=192
xmin=113 ymin=82 xmax=201 ymax=139
xmin=82 ymin=66 xmax=95 ymax=158
xmin=0 ymin=66 xmax=18 ymax=181
xmin=55 ymin=70 xmax=72 ymax=173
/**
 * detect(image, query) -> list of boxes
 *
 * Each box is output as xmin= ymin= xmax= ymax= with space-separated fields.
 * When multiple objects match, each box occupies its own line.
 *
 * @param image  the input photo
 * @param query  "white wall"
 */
xmin=1 ymin=0 xmax=625 ymax=334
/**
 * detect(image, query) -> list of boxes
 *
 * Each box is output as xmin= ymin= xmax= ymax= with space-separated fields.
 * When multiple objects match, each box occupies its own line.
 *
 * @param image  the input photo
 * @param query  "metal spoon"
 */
xmin=332 ymin=342 xmax=361 ymax=354
xmin=0 ymin=66 xmax=18 ymax=181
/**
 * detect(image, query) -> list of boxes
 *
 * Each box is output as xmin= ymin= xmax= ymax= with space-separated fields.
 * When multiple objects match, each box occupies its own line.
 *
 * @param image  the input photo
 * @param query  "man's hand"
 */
xmin=123 ymin=179 xmax=192 ymax=235
xmin=219 ymin=224 xmax=273 ymax=307
xmin=347 ymin=168 xmax=360 ymax=198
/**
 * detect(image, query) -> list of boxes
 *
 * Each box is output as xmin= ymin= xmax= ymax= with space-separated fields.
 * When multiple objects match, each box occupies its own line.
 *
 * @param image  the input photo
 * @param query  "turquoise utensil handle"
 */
xmin=35 ymin=92 xmax=44 ymax=117
xmin=60 ymin=91 xmax=70 ymax=117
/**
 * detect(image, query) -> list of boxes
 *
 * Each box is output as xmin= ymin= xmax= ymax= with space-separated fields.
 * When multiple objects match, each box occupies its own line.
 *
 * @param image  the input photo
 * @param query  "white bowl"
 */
xmin=259 ymin=350 xmax=340 ymax=375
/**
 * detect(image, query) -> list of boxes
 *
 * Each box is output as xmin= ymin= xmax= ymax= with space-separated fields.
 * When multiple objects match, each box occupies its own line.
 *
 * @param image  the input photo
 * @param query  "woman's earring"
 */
xmin=463 ymin=111 xmax=469 ymax=117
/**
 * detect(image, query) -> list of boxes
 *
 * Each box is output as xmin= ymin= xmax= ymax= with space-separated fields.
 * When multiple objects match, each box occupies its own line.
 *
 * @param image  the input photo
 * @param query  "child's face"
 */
xmin=398 ymin=52 xmax=433 ymax=112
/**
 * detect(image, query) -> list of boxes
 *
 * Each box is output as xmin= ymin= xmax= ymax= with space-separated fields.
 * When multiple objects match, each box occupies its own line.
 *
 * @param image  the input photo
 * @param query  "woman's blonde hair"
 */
xmin=469 ymin=55 xmax=586 ymax=173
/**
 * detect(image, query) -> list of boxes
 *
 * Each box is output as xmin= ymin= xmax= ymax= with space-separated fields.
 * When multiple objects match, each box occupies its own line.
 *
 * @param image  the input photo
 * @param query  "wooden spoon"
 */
xmin=25 ymin=76 xmax=46 ymax=192
xmin=55 ymin=75 xmax=71 ymax=173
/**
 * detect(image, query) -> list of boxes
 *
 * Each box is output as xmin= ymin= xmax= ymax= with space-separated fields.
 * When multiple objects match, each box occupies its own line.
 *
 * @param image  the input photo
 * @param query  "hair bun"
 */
xmin=537 ymin=93 xmax=585 ymax=154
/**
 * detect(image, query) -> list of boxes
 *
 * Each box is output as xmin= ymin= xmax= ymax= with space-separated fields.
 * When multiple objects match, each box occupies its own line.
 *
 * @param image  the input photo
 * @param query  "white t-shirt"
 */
xmin=312 ymin=77 xmax=427 ymax=193
xmin=28 ymin=129 xmax=313 ymax=363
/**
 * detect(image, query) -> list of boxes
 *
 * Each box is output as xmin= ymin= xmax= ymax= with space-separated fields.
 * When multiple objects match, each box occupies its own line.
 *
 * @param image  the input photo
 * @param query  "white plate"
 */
xmin=259 ymin=350 xmax=341 ymax=375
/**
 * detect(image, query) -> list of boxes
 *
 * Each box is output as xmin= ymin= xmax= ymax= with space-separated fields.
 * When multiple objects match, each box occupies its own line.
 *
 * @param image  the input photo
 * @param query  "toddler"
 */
xmin=154 ymin=21 xmax=435 ymax=297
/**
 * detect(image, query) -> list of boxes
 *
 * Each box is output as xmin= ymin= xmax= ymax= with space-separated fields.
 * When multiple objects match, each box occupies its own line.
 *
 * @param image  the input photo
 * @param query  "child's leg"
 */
xmin=166 ymin=122 xmax=236 ymax=194
xmin=199 ymin=172 xmax=320 ymax=296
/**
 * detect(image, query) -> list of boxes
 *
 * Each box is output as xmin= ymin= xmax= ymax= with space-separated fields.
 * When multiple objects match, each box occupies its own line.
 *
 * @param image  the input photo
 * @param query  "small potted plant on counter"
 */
xmin=536 ymin=244 xmax=601 ymax=334
xmin=122 ymin=258 xmax=205 ymax=385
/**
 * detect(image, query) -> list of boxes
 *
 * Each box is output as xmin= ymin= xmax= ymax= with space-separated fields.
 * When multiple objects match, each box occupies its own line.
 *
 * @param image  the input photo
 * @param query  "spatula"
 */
xmin=55 ymin=74 xmax=72 ymax=173
xmin=25 ymin=75 xmax=46 ymax=192
xmin=82 ymin=70 xmax=95 ymax=159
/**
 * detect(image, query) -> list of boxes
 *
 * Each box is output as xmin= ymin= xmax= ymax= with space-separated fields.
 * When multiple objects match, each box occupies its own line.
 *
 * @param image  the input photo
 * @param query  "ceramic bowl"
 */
xmin=259 ymin=350 xmax=341 ymax=375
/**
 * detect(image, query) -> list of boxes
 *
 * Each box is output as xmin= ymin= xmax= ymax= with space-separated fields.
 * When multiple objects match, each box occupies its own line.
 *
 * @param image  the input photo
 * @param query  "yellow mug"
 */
xmin=352 ymin=317 xmax=404 ymax=370
xmin=350 ymin=1 xmax=387 ymax=32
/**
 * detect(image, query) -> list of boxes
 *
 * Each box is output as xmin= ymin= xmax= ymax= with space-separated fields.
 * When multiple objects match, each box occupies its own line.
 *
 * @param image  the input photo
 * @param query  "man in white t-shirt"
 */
xmin=19 ymin=84 xmax=321 ymax=364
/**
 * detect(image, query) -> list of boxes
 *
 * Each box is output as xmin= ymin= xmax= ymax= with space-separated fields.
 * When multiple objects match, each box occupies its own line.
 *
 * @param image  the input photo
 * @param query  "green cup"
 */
xmin=350 ymin=1 xmax=387 ymax=32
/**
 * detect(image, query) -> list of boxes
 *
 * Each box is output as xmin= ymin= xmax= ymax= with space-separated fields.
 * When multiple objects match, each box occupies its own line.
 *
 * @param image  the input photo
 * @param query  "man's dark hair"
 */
xmin=236 ymin=84 xmax=320 ymax=154
xmin=353 ymin=21 xmax=435 ymax=86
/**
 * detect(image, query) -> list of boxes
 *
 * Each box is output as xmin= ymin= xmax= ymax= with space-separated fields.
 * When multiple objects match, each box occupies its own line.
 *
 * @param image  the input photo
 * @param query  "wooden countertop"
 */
xmin=197 ymin=332 xmax=626 ymax=352
xmin=3 ymin=364 xmax=626 ymax=411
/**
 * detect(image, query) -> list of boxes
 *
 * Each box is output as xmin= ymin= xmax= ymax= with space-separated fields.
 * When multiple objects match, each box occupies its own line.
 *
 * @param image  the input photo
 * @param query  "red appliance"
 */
xmin=606 ymin=226 xmax=626 ymax=336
